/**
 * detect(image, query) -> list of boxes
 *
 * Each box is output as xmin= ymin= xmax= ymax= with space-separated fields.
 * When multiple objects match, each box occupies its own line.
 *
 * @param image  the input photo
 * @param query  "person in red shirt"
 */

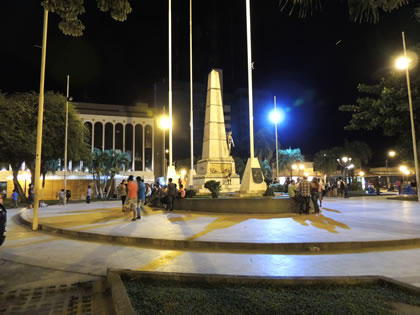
xmin=126 ymin=175 xmax=139 ymax=221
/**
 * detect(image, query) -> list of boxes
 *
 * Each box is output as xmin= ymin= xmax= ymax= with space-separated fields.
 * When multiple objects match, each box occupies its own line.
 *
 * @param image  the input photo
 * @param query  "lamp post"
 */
xmin=337 ymin=157 xmax=352 ymax=182
xmin=270 ymin=96 xmax=280 ymax=179
xmin=385 ymin=150 xmax=396 ymax=187
xmin=395 ymin=32 xmax=420 ymax=202
xmin=63 ymin=75 xmax=70 ymax=205
xmin=159 ymin=115 xmax=170 ymax=179
xmin=33 ymin=8 xmax=49 ymax=231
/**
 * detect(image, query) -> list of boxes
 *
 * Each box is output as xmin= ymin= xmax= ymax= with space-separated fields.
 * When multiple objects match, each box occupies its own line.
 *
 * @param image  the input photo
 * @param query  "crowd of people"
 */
xmin=116 ymin=176 xmax=186 ymax=221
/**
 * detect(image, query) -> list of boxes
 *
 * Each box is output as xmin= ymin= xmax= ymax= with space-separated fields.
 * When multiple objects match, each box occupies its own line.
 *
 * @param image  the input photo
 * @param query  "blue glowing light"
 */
xmin=269 ymin=108 xmax=286 ymax=124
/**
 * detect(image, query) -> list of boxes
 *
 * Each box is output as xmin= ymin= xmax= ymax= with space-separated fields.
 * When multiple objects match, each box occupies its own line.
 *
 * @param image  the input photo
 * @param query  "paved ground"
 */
xmin=1 ymin=196 xmax=420 ymax=313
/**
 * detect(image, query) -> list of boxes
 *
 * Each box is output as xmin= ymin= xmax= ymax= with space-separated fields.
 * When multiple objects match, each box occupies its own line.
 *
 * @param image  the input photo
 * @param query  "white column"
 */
xmin=91 ymin=123 xmax=95 ymax=152
xmin=142 ymin=125 xmax=145 ymax=171
xmin=132 ymin=124 xmax=135 ymax=171
xmin=102 ymin=122 xmax=105 ymax=151
xmin=112 ymin=123 xmax=115 ymax=150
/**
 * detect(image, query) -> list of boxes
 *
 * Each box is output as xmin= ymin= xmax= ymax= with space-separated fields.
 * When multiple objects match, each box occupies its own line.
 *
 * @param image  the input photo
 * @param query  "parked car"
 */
xmin=0 ymin=203 xmax=6 ymax=246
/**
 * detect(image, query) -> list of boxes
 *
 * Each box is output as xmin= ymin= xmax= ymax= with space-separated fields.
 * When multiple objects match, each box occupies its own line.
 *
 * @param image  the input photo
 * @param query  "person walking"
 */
xmin=65 ymin=189 xmax=71 ymax=203
xmin=395 ymin=179 xmax=402 ymax=195
xmin=318 ymin=178 xmax=324 ymax=207
xmin=298 ymin=176 xmax=311 ymax=214
xmin=126 ymin=175 xmax=139 ymax=221
xmin=58 ymin=189 xmax=65 ymax=205
xmin=86 ymin=185 xmax=92 ymax=204
xmin=166 ymin=178 xmax=177 ymax=211
xmin=11 ymin=190 xmax=18 ymax=208
xmin=136 ymin=176 xmax=146 ymax=219
xmin=311 ymin=178 xmax=320 ymax=213
xmin=344 ymin=181 xmax=349 ymax=198
xmin=118 ymin=180 xmax=127 ymax=212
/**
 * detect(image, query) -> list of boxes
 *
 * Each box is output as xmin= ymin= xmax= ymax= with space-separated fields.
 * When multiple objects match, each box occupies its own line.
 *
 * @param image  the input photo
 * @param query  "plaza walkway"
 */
xmin=1 ymin=197 xmax=420 ymax=290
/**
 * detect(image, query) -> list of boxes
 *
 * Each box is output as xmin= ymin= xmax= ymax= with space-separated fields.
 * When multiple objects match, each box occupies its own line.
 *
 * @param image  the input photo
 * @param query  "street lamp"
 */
xmin=395 ymin=32 xmax=420 ymax=202
xmin=160 ymin=115 xmax=170 ymax=179
xmin=337 ymin=156 xmax=352 ymax=182
xmin=291 ymin=164 xmax=297 ymax=178
xmin=269 ymin=97 xmax=285 ymax=179
xmin=386 ymin=150 xmax=396 ymax=187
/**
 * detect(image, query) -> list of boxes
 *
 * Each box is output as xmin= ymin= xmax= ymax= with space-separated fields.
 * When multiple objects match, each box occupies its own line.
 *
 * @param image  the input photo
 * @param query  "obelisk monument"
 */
xmin=193 ymin=69 xmax=240 ymax=193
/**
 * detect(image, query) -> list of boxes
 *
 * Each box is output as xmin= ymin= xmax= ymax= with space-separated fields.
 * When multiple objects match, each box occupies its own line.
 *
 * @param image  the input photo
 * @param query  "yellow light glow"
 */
xmin=180 ymin=169 xmax=187 ymax=177
xmin=341 ymin=157 xmax=348 ymax=163
xmin=388 ymin=151 xmax=396 ymax=157
xmin=399 ymin=165 xmax=408 ymax=172
xmin=159 ymin=116 xmax=171 ymax=129
xmin=304 ymin=172 xmax=309 ymax=177
xmin=359 ymin=171 xmax=365 ymax=177
xmin=405 ymin=170 xmax=410 ymax=175
xmin=395 ymin=57 xmax=411 ymax=70
xmin=299 ymin=164 xmax=305 ymax=170
xmin=292 ymin=164 xmax=297 ymax=170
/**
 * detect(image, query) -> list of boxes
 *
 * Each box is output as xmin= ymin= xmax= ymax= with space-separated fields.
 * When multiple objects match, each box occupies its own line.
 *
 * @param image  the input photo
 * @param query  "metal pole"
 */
xmin=402 ymin=32 xmax=420 ymax=202
xmin=64 ymin=75 xmax=69 ymax=205
xmin=162 ymin=106 xmax=166 ymax=179
xmin=33 ymin=9 xmax=48 ymax=230
xmin=168 ymin=0 xmax=173 ymax=167
xmin=385 ymin=158 xmax=389 ymax=187
xmin=189 ymin=0 xmax=194 ymax=171
xmin=274 ymin=96 xmax=279 ymax=179
xmin=245 ymin=0 xmax=254 ymax=158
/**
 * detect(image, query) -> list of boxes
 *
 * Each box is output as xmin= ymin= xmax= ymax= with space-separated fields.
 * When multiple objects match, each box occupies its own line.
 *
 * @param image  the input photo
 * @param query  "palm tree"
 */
xmin=278 ymin=147 xmax=304 ymax=177
xmin=278 ymin=0 xmax=413 ymax=23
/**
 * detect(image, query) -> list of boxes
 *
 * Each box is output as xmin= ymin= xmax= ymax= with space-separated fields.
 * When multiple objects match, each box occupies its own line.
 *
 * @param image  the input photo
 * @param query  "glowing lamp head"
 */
xmin=348 ymin=164 xmax=355 ymax=169
xmin=292 ymin=164 xmax=297 ymax=170
xmin=269 ymin=108 xmax=285 ymax=124
xmin=341 ymin=157 xmax=348 ymax=163
xmin=299 ymin=164 xmax=305 ymax=170
xmin=304 ymin=172 xmax=309 ymax=177
xmin=388 ymin=151 xmax=396 ymax=157
xmin=159 ymin=116 xmax=171 ymax=129
xmin=395 ymin=57 xmax=411 ymax=70
xmin=359 ymin=171 xmax=365 ymax=177
xmin=405 ymin=170 xmax=410 ymax=175
xmin=180 ymin=169 xmax=186 ymax=177
xmin=399 ymin=165 xmax=408 ymax=172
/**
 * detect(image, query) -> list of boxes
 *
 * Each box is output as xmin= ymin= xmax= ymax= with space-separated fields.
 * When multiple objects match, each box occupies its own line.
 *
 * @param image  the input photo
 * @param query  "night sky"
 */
xmin=1 ymin=1 xmax=419 ymax=165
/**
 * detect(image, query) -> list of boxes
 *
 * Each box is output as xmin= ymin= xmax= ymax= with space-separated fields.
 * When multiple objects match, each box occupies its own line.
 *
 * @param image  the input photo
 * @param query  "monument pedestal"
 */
xmin=239 ymin=157 xmax=266 ymax=195
xmin=166 ymin=165 xmax=176 ymax=183
xmin=187 ymin=168 xmax=196 ymax=189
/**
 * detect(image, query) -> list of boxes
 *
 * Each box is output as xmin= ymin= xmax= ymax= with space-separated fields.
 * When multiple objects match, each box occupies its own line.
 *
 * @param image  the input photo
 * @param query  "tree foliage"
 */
xmin=86 ymin=149 xmax=131 ymax=198
xmin=0 ymin=91 xmax=90 ymax=198
xmin=278 ymin=147 xmax=304 ymax=177
xmin=278 ymin=0 xmax=413 ymax=23
xmin=339 ymin=45 xmax=420 ymax=160
xmin=41 ymin=0 xmax=132 ymax=36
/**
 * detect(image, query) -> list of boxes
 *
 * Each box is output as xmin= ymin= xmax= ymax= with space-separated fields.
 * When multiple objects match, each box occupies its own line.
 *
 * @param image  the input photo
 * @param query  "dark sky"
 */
xmin=1 ymin=1 xmax=419 ymax=165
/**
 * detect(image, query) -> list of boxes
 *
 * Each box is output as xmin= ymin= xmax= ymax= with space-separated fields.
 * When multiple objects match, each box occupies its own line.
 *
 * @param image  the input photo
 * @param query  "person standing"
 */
xmin=318 ymin=178 xmax=324 ymax=207
xmin=298 ymin=176 xmax=311 ymax=214
xmin=86 ymin=185 xmax=92 ymax=204
xmin=58 ymin=189 xmax=65 ymax=205
xmin=311 ymin=178 xmax=320 ymax=213
xmin=166 ymin=178 xmax=177 ymax=211
xmin=136 ymin=176 xmax=146 ymax=219
xmin=126 ymin=175 xmax=139 ymax=221
xmin=288 ymin=180 xmax=300 ymax=211
xmin=12 ymin=190 xmax=18 ymax=208
xmin=118 ymin=180 xmax=127 ymax=212
xmin=28 ymin=184 xmax=35 ymax=209
xmin=65 ymin=189 xmax=71 ymax=203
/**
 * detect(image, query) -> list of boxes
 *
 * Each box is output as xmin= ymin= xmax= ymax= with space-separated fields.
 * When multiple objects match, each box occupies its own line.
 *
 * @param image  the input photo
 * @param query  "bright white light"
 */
xmin=159 ymin=116 xmax=171 ymax=129
xmin=304 ymin=172 xmax=309 ymax=177
xmin=399 ymin=165 xmax=408 ymax=172
xmin=292 ymin=164 xmax=297 ymax=170
xmin=269 ymin=108 xmax=285 ymax=124
xmin=359 ymin=171 xmax=365 ymax=177
xmin=405 ymin=170 xmax=410 ymax=175
xmin=299 ymin=164 xmax=305 ymax=170
xmin=341 ymin=157 xmax=348 ymax=163
xmin=348 ymin=164 xmax=354 ymax=169
xmin=388 ymin=151 xmax=396 ymax=157
xmin=395 ymin=57 xmax=411 ymax=70
xmin=180 ymin=169 xmax=186 ymax=177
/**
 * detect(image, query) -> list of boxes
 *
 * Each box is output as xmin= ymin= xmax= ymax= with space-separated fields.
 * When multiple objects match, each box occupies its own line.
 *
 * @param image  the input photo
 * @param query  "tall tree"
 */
xmin=313 ymin=147 xmax=341 ymax=176
xmin=339 ymin=45 xmax=420 ymax=161
xmin=278 ymin=147 xmax=304 ymax=177
xmin=278 ymin=0 xmax=414 ymax=23
xmin=41 ymin=0 xmax=132 ymax=36
xmin=0 ymin=91 xmax=90 ymax=200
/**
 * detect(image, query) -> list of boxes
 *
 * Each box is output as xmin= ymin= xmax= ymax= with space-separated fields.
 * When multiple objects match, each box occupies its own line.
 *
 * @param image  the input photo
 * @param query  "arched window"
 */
xmin=105 ymin=123 xmax=113 ymax=150
xmin=135 ymin=125 xmax=143 ymax=171
xmin=145 ymin=125 xmax=153 ymax=171
xmin=84 ymin=121 xmax=92 ymax=151
xmin=94 ymin=122 xmax=103 ymax=151
xmin=125 ymin=124 xmax=133 ymax=170
xmin=115 ymin=123 xmax=123 ymax=151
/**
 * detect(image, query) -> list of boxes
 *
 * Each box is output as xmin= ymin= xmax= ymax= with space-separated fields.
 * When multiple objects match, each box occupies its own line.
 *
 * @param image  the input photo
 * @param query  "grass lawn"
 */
xmin=123 ymin=278 xmax=420 ymax=314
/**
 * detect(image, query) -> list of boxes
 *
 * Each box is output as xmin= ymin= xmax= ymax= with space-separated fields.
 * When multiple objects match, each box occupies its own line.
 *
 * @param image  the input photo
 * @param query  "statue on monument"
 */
xmin=227 ymin=131 xmax=235 ymax=153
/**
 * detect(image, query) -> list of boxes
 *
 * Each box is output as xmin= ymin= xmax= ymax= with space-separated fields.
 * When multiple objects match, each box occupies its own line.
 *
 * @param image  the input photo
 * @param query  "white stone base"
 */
xmin=166 ymin=165 xmax=177 ymax=184
xmin=192 ymin=174 xmax=240 ymax=194
xmin=239 ymin=157 xmax=266 ymax=195
xmin=187 ymin=168 xmax=196 ymax=189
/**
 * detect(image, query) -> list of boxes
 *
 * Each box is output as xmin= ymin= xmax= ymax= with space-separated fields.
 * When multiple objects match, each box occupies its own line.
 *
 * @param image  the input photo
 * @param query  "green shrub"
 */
xmin=349 ymin=181 xmax=363 ymax=191
xmin=185 ymin=190 xmax=196 ymax=198
xmin=204 ymin=180 xmax=221 ymax=198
